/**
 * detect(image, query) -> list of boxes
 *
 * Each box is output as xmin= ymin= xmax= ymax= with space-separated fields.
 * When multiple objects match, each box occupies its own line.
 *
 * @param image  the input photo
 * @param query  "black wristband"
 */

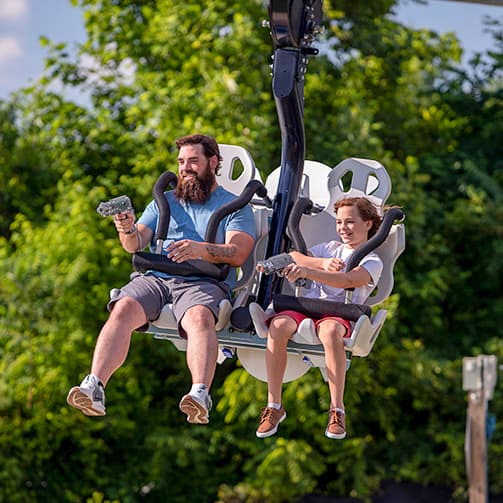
xmin=123 ymin=224 xmax=137 ymax=235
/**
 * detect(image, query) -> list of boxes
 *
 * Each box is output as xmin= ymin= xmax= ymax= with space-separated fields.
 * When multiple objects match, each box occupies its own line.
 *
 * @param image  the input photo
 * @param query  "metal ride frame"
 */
xmin=145 ymin=0 xmax=405 ymax=382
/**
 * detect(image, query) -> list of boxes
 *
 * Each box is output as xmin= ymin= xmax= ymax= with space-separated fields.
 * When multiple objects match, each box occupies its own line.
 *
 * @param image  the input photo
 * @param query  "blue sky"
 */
xmin=0 ymin=0 xmax=501 ymax=101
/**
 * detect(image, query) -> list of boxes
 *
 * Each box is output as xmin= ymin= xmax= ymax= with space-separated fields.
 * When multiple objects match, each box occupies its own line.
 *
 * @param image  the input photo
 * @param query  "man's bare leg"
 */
xmin=91 ymin=296 xmax=148 ymax=386
xmin=179 ymin=305 xmax=218 ymax=424
xmin=67 ymin=297 xmax=147 ymax=416
xmin=182 ymin=305 xmax=218 ymax=386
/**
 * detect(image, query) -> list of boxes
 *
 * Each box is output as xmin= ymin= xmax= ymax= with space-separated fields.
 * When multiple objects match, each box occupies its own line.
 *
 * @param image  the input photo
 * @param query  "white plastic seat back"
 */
xmin=234 ymin=206 xmax=270 ymax=296
xmin=366 ymin=225 xmax=405 ymax=306
xmin=265 ymin=160 xmax=332 ymax=207
xmin=299 ymin=158 xmax=391 ymax=249
xmin=327 ymin=157 xmax=391 ymax=210
xmin=218 ymin=144 xmax=263 ymax=194
xmin=217 ymin=144 xmax=270 ymax=298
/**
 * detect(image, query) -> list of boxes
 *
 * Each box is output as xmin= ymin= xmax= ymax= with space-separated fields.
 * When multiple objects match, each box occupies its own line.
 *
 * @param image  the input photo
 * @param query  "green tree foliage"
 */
xmin=0 ymin=1 xmax=502 ymax=502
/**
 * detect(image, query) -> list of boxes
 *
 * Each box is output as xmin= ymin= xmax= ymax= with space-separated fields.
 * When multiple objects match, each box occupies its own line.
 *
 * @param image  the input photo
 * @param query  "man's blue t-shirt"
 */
xmin=137 ymin=186 xmax=256 ymax=290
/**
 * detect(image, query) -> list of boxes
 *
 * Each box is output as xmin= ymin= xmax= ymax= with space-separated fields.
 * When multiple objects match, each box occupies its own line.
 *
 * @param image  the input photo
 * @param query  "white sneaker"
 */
xmin=179 ymin=392 xmax=212 ymax=424
xmin=67 ymin=375 xmax=106 ymax=416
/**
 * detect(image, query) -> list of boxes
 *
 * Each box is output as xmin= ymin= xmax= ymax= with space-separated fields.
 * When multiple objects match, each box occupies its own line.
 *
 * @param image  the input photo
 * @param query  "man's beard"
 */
xmin=175 ymin=162 xmax=215 ymax=203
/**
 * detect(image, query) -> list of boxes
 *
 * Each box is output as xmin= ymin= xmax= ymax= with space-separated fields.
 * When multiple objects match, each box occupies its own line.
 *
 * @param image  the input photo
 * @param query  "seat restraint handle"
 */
xmin=286 ymin=196 xmax=313 ymax=254
xmin=346 ymin=207 xmax=405 ymax=271
xmin=205 ymin=180 xmax=268 ymax=242
xmin=152 ymin=171 xmax=178 ymax=253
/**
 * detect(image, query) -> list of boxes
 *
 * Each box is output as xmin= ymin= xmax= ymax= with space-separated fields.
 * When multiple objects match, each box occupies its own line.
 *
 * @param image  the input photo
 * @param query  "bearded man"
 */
xmin=67 ymin=134 xmax=256 ymax=424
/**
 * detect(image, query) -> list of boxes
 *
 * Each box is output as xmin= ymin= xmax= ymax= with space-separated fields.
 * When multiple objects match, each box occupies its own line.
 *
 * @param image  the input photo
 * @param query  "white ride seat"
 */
xmin=243 ymin=157 xmax=405 ymax=382
xmin=264 ymin=160 xmax=333 ymax=208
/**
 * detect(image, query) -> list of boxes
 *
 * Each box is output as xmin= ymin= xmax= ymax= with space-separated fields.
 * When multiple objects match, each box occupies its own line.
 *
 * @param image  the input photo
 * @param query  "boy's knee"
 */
xmin=318 ymin=323 xmax=345 ymax=346
xmin=269 ymin=317 xmax=295 ymax=340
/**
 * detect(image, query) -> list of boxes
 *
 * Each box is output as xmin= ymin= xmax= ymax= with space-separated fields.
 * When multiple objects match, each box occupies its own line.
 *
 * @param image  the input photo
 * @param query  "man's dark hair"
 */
xmin=175 ymin=134 xmax=223 ymax=174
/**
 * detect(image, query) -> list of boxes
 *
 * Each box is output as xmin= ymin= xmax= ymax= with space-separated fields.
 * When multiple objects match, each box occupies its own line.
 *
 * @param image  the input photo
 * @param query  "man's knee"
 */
xmin=109 ymin=296 xmax=146 ymax=322
xmin=182 ymin=305 xmax=216 ymax=331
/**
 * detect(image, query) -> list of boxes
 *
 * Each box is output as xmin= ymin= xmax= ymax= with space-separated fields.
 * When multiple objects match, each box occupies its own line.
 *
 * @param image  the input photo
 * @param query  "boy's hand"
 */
xmin=321 ymin=257 xmax=345 ymax=272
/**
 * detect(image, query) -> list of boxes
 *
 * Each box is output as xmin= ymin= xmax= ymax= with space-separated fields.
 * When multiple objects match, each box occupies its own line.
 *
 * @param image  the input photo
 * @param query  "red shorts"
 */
xmin=267 ymin=310 xmax=352 ymax=338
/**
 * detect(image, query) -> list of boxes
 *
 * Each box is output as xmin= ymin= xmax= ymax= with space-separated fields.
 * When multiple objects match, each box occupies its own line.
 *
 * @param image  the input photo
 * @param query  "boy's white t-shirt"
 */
xmin=304 ymin=240 xmax=383 ymax=305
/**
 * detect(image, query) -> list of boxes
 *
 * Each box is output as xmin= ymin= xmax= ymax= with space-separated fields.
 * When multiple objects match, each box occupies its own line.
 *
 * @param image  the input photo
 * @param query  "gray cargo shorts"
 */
xmin=108 ymin=272 xmax=231 ymax=334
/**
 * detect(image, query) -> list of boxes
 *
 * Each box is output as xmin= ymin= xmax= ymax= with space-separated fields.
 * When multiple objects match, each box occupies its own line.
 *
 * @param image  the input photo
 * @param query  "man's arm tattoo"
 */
xmin=206 ymin=244 xmax=237 ymax=259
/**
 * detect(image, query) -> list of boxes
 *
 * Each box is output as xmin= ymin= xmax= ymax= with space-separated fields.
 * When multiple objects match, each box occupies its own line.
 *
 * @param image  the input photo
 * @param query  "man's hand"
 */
xmin=166 ymin=239 xmax=206 ymax=263
xmin=113 ymin=211 xmax=136 ymax=235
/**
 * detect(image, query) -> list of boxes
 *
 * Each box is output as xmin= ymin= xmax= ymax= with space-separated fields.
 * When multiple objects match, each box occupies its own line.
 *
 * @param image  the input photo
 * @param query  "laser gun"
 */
xmin=257 ymin=253 xmax=309 ymax=287
xmin=96 ymin=195 xmax=134 ymax=217
xmin=257 ymin=253 xmax=295 ymax=275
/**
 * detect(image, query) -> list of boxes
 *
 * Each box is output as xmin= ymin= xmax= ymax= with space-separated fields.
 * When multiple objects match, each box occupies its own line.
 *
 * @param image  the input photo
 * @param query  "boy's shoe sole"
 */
xmin=325 ymin=429 xmax=347 ymax=439
xmin=67 ymin=387 xmax=106 ymax=416
xmin=179 ymin=394 xmax=209 ymax=424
